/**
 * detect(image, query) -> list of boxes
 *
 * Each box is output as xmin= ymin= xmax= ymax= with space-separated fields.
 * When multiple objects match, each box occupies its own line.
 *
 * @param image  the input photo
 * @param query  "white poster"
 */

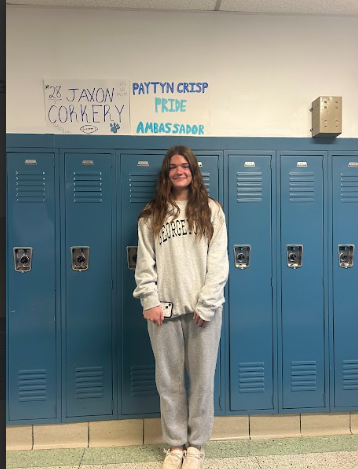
xmin=130 ymin=81 xmax=211 ymax=136
xmin=44 ymin=79 xmax=130 ymax=135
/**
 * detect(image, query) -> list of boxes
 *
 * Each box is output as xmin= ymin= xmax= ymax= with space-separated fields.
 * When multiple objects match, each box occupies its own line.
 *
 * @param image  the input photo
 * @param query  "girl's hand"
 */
xmin=193 ymin=312 xmax=207 ymax=327
xmin=143 ymin=306 xmax=164 ymax=326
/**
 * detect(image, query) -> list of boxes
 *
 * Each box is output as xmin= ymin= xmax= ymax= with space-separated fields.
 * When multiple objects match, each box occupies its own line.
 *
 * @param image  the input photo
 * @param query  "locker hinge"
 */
xmin=217 ymin=160 xmax=220 ymax=169
xmin=111 ymin=401 xmax=114 ymax=412
xmin=53 ymin=157 xmax=55 ymax=167
xmin=54 ymin=282 xmax=56 ymax=291
xmin=218 ymin=396 xmax=221 ymax=409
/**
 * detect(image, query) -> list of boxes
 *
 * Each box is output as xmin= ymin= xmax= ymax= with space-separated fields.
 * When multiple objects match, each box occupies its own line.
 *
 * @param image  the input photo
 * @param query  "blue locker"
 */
xmin=63 ymin=152 xmax=114 ymax=418
xmin=120 ymin=152 xmax=163 ymax=416
xmin=332 ymin=154 xmax=358 ymax=408
xmin=120 ymin=152 xmax=222 ymax=416
xmin=279 ymin=153 xmax=327 ymax=410
xmin=7 ymin=153 xmax=59 ymax=421
xmin=228 ymin=153 xmax=275 ymax=411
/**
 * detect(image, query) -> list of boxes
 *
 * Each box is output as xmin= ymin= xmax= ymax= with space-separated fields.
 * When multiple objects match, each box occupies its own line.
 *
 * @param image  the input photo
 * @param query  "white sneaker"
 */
xmin=182 ymin=447 xmax=205 ymax=469
xmin=162 ymin=448 xmax=184 ymax=469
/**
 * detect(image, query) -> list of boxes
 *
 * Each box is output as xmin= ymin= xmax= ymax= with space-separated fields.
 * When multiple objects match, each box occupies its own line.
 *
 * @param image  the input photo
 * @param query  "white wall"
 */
xmin=6 ymin=6 xmax=358 ymax=137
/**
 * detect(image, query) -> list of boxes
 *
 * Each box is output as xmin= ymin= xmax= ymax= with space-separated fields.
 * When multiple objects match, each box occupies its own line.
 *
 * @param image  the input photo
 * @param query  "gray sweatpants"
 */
xmin=147 ymin=308 xmax=222 ymax=447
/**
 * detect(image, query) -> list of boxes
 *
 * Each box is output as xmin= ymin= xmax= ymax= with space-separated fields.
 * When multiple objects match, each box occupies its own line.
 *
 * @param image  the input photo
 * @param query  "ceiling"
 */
xmin=6 ymin=0 xmax=358 ymax=16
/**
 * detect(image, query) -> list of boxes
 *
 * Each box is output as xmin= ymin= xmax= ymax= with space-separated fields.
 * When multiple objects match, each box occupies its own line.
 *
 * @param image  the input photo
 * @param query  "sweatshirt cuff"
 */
xmin=141 ymin=293 xmax=161 ymax=311
xmin=195 ymin=307 xmax=215 ymax=322
xmin=195 ymin=304 xmax=224 ymax=322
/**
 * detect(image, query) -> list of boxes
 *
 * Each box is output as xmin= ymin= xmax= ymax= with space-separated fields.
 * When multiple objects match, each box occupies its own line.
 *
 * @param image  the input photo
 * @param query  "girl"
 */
xmin=133 ymin=145 xmax=229 ymax=469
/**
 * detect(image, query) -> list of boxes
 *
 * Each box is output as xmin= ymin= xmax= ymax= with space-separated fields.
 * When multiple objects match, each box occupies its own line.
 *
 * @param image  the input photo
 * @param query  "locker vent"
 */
xmin=340 ymin=173 xmax=358 ymax=203
xmin=343 ymin=360 xmax=358 ymax=390
xmin=130 ymin=365 xmax=158 ymax=397
xmin=16 ymin=171 xmax=46 ymax=203
xmin=202 ymin=172 xmax=211 ymax=196
xmin=129 ymin=173 xmax=157 ymax=203
xmin=73 ymin=172 xmax=103 ymax=203
xmin=18 ymin=369 xmax=47 ymax=402
xmin=291 ymin=361 xmax=317 ymax=392
xmin=238 ymin=362 xmax=265 ymax=393
xmin=236 ymin=172 xmax=263 ymax=203
xmin=75 ymin=367 xmax=103 ymax=399
xmin=289 ymin=172 xmax=315 ymax=203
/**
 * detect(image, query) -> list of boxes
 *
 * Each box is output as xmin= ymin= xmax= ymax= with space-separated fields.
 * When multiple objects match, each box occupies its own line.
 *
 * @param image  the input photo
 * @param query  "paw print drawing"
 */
xmin=110 ymin=123 xmax=120 ymax=133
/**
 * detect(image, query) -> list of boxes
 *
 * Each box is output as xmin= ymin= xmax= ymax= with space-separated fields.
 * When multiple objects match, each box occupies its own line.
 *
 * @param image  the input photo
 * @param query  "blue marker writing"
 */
xmin=155 ymin=98 xmax=187 ymax=113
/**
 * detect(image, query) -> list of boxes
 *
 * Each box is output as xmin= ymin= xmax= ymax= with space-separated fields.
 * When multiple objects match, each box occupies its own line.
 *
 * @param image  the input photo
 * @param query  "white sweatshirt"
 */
xmin=133 ymin=198 xmax=229 ymax=322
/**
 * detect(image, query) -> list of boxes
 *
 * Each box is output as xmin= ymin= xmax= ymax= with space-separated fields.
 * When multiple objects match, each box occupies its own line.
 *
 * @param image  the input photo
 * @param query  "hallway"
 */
xmin=7 ymin=435 xmax=358 ymax=469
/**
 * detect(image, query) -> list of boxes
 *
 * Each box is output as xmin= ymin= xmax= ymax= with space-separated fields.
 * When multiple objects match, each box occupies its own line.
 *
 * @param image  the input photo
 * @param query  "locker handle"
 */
xmin=233 ymin=245 xmax=251 ymax=269
xmin=286 ymin=245 xmax=303 ymax=269
xmin=126 ymin=246 xmax=138 ymax=270
xmin=71 ymin=246 xmax=90 ymax=271
xmin=13 ymin=247 xmax=33 ymax=273
xmin=338 ymin=245 xmax=354 ymax=268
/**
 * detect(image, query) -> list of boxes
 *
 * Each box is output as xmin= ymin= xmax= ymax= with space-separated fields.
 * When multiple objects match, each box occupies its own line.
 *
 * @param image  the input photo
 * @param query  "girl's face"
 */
xmin=168 ymin=154 xmax=193 ymax=196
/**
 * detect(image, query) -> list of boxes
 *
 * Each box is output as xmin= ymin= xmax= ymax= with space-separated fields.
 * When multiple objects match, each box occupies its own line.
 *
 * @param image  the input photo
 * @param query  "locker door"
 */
xmin=280 ymin=154 xmax=326 ymax=409
xmin=120 ymin=152 xmax=221 ymax=415
xmin=7 ymin=153 xmax=58 ymax=421
xmin=332 ymin=154 xmax=358 ymax=408
xmin=194 ymin=153 xmax=221 ymax=412
xmin=120 ymin=153 xmax=163 ymax=415
xmin=228 ymin=153 xmax=274 ymax=411
xmin=64 ymin=153 xmax=114 ymax=418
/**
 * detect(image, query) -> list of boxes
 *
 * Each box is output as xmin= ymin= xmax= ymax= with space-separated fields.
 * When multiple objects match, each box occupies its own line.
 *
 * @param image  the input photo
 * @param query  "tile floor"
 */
xmin=6 ymin=435 xmax=358 ymax=469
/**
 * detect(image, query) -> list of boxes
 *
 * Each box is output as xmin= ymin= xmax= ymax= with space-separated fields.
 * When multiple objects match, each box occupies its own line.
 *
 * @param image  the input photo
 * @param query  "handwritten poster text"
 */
xmin=44 ymin=79 xmax=130 ymax=135
xmin=131 ymin=81 xmax=210 ymax=136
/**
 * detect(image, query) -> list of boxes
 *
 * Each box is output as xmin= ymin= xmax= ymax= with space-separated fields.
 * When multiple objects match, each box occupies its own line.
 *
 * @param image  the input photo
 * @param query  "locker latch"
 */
xmin=233 ymin=245 xmax=251 ymax=269
xmin=127 ymin=246 xmax=138 ymax=270
xmin=71 ymin=246 xmax=90 ymax=271
xmin=13 ymin=247 xmax=33 ymax=273
xmin=338 ymin=245 xmax=355 ymax=268
xmin=286 ymin=245 xmax=303 ymax=269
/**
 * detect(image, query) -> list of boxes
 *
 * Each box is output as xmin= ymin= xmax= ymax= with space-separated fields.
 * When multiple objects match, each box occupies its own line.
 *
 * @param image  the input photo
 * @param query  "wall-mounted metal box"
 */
xmin=311 ymin=96 xmax=342 ymax=138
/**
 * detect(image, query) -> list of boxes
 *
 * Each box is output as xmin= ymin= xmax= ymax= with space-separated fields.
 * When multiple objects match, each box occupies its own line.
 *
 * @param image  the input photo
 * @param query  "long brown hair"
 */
xmin=138 ymin=145 xmax=214 ymax=242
